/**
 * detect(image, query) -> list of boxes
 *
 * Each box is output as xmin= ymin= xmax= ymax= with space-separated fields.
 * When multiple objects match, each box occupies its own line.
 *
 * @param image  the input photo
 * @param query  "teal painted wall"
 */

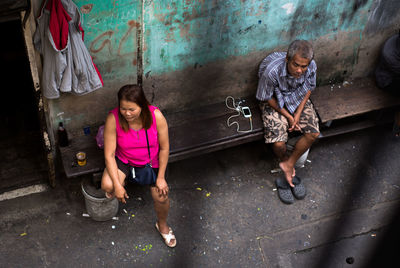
xmin=36 ymin=0 xmax=399 ymax=133
xmin=143 ymin=0 xmax=372 ymax=75
xmin=75 ymin=0 xmax=140 ymax=83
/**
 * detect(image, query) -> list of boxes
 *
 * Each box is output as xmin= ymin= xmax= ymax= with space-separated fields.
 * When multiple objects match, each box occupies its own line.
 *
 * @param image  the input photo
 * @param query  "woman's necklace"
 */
xmin=130 ymin=122 xmax=142 ymax=140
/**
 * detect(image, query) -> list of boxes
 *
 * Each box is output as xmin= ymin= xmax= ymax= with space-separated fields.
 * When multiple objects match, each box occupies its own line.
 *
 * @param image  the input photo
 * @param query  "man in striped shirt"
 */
xmin=256 ymin=40 xmax=320 ymax=201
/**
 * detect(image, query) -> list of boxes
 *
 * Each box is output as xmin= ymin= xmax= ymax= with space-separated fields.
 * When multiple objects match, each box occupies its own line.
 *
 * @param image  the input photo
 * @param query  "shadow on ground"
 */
xmin=0 ymin=126 xmax=399 ymax=267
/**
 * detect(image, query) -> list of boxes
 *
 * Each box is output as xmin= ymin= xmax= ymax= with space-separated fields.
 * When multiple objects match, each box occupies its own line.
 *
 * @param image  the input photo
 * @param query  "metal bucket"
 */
xmin=286 ymin=137 xmax=310 ymax=168
xmin=81 ymin=183 xmax=119 ymax=221
xmin=295 ymin=148 xmax=309 ymax=167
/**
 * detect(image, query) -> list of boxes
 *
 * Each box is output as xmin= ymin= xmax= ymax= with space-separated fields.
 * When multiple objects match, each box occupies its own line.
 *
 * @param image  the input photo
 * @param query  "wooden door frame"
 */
xmin=20 ymin=10 xmax=56 ymax=187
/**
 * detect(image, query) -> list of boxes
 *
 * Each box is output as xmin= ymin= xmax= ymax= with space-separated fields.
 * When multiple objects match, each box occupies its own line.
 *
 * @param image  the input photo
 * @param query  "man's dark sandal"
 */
xmin=291 ymin=176 xmax=306 ymax=200
xmin=275 ymin=178 xmax=294 ymax=204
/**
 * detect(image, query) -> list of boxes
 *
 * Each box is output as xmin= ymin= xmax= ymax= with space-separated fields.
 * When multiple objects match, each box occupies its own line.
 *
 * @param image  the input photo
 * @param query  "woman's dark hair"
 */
xmin=117 ymin=84 xmax=152 ymax=132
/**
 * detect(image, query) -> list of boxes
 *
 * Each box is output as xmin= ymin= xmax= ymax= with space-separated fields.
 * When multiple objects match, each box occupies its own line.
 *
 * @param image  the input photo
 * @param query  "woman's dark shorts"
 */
xmin=115 ymin=157 xmax=158 ymax=186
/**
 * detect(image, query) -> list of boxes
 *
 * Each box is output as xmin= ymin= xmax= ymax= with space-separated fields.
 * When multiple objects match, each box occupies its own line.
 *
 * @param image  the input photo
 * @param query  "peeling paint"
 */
xmin=38 ymin=98 xmax=43 ymax=111
xmin=80 ymin=4 xmax=93 ymax=14
xmin=282 ymin=3 xmax=295 ymax=15
xmin=143 ymin=0 xmax=374 ymax=75
xmin=75 ymin=0 xmax=140 ymax=83
xmin=43 ymin=131 xmax=51 ymax=151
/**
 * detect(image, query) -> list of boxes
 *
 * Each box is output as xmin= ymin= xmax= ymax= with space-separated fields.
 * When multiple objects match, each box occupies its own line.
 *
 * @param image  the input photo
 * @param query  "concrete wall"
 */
xmin=31 ymin=0 xmax=400 ymax=135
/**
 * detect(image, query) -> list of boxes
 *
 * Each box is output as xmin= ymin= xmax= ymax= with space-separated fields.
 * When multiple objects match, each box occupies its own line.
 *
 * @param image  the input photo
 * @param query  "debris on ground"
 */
xmin=135 ymin=244 xmax=153 ymax=254
xmin=82 ymin=213 xmax=90 ymax=217
xmin=20 ymin=232 xmax=27 ymax=236
xmin=112 ymin=217 xmax=119 ymax=220
xmin=343 ymin=81 xmax=350 ymax=87
xmin=123 ymin=209 xmax=128 ymax=214
xmin=196 ymin=187 xmax=202 ymax=191
xmin=112 ymin=225 xmax=116 ymax=229
xmin=270 ymin=168 xmax=281 ymax=174
xmin=206 ymin=192 xmax=211 ymax=197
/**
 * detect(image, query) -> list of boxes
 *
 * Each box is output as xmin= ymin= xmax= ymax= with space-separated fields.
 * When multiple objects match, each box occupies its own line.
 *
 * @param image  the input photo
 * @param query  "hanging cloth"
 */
xmin=34 ymin=0 xmax=103 ymax=99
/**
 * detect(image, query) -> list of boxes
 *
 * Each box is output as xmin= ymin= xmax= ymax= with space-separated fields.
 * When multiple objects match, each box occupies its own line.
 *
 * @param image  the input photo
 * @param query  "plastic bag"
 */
xmin=96 ymin=125 xmax=105 ymax=149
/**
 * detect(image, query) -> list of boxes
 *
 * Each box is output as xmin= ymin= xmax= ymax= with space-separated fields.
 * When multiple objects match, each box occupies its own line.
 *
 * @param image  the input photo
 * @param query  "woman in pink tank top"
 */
xmin=101 ymin=85 xmax=176 ymax=247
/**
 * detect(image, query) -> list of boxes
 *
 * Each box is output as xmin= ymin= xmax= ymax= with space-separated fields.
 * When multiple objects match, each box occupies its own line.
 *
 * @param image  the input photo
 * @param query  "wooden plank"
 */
xmin=168 ymin=106 xmax=263 ymax=153
xmin=165 ymin=96 xmax=259 ymax=128
xmin=311 ymin=78 xmax=400 ymax=123
xmin=59 ymin=135 xmax=105 ymax=178
xmin=169 ymin=131 xmax=263 ymax=163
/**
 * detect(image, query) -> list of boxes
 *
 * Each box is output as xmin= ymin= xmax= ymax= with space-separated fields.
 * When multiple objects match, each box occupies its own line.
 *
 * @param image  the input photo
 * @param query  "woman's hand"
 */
xmin=114 ymin=184 xmax=129 ymax=203
xmin=156 ymin=177 xmax=169 ymax=196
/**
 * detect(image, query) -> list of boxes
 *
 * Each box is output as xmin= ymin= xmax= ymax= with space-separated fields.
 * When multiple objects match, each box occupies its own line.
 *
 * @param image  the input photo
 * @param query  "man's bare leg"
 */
xmin=279 ymin=133 xmax=319 ymax=187
xmin=272 ymin=141 xmax=288 ymax=161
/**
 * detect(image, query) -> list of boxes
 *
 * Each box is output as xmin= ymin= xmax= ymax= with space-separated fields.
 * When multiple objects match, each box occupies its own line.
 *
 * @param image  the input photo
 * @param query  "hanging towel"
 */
xmin=34 ymin=0 xmax=103 ymax=99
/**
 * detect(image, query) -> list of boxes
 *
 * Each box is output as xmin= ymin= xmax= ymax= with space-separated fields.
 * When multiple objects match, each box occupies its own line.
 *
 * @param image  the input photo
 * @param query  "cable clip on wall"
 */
xmin=225 ymin=96 xmax=253 ymax=133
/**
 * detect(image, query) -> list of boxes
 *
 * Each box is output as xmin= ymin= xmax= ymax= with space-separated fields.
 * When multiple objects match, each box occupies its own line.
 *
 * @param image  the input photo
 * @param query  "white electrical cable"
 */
xmin=225 ymin=96 xmax=253 ymax=133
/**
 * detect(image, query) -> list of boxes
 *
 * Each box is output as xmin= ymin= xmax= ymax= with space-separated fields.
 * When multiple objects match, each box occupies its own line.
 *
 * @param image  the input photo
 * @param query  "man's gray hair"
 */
xmin=287 ymin=40 xmax=314 ymax=61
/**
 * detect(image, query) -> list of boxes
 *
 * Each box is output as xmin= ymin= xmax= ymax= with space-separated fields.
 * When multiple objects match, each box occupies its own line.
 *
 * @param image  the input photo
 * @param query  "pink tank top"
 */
xmin=111 ymin=105 xmax=160 ymax=168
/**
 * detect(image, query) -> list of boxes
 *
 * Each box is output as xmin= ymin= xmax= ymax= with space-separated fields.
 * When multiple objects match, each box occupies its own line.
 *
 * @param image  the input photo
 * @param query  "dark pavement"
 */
xmin=1 ymin=126 xmax=399 ymax=267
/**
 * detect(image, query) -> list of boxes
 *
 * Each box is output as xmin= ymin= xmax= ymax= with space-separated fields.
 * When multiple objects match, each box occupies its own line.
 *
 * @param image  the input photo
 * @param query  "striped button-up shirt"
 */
xmin=256 ymin=52 xmax=317 ymax=114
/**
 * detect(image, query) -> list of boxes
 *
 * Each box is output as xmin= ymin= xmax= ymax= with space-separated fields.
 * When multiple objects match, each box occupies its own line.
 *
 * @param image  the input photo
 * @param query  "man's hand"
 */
xmin=114 ymin=184 xmax=129 ymax=203
xmin=288 ymin=114 xmax=301 ymax=132
xmin=156 ymin=177 xmax=169 ymax=196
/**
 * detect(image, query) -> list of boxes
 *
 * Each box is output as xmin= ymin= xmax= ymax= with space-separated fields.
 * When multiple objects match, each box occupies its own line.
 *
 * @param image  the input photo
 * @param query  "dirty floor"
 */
xmin=0 ymin=126 xmax=399 ymax=267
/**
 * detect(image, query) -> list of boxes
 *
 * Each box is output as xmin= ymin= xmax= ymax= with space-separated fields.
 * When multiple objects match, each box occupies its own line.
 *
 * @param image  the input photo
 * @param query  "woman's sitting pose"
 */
xmin=101 ymin=84 xmax=176 ymax=247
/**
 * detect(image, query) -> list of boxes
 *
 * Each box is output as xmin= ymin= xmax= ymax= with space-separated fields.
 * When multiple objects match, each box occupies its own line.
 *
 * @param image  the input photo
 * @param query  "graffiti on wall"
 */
xmin=75 ymin=0 xmax=140 ymax=82
xmin=89 ymin=20 xmax=139 ymax=66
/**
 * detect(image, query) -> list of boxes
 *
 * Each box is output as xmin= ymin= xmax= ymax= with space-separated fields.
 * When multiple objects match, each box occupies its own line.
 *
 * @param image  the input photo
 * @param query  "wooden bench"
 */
xmin=310 ymin=77 xmax=400 ymax=137
xmin=60 ymin=77 xmax=400 ymax=179
xmin=60 ymin=97 xmax=264 ymax=178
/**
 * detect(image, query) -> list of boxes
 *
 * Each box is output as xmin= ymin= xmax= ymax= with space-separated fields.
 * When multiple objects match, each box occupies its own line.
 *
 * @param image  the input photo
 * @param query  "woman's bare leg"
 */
xmin=101 ymin=168 xmax=126 ymax=198
xmin=150 ymin=187 xmax=175 ymax=246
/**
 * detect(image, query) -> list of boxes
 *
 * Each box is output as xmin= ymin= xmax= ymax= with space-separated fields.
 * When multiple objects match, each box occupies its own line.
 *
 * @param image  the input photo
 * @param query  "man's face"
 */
xmin=286 ymin=53 xmax=311 ymax=78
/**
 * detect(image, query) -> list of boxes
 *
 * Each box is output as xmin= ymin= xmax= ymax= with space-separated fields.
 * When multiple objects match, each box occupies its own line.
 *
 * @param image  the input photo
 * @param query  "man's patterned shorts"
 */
xmin=259 ymin=100 xmax=320 ymax=143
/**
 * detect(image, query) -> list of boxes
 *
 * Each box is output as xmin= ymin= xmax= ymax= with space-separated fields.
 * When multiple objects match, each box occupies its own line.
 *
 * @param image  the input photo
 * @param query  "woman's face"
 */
xmin=119 ymin=99 xmax=142 ymax=123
